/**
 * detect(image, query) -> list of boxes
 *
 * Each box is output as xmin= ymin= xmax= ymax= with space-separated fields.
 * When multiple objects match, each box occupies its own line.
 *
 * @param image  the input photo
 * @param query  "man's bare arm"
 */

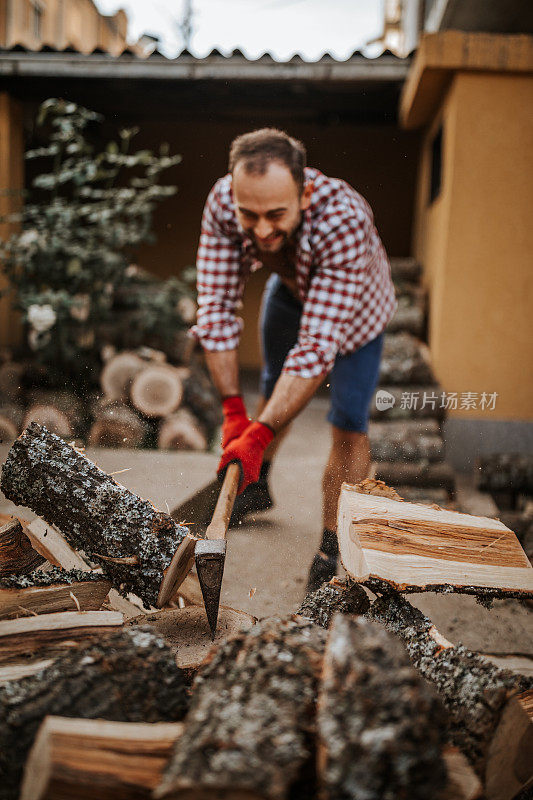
xmin=203 ymin=349 xmax=240 ymax=397
xmin=257 ymin=372 xmax=326 ymax=432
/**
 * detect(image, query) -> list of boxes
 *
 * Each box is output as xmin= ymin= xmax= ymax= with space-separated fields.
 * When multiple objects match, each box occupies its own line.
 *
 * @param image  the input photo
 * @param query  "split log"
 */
xmin=131 ymin=604 xmax=256 ymax=671
xmin=477 ymin=453 xmax=533 ymax=495
xmin=485 ymin=689 xmax=533 ymax=800
xmin=0 ymin=610 xmax=123 ymax=662
xmin=155 ymin=616 xmax=327 ymax=800
xmin=0 ymin=626 xmax=189 ymax=800
xmin=380 ymin=333 xmax=435 ymax=385
xmin=176 ymin=570 xmax=205 ymax=606
xmin=369 ymin=419 xmax=444 ymax=462
xmin=297 ymin=576 xmax=370 ymax=629
xmin=0 ymin=403 xmax=23 ymax=442
xmin=23 ymin=390 xmax=83 ymax=439
xmin=21 ymin=717 xmax=184 ymax=800
xmin=130 ymin=363 xmax=184 ymax=417
xmin=338 ymin=482 xmax=533 ymax=598
xmin=0 ymin=361 xmax=25 ymax=401
xmin=100 ymin=351 xmax=145 ymax=401
xmin=88 ymin=400 xmax=146 ymax=447
xmin=0 ymin=519 xmax=45 ymax=577
xmin=0 ymin=658 xmax=55 ymax=683
xmin=389 ymin=256 xmax=422 ymax=282
xmin=0 ymin=424 xmax=193 ymax=607
xmin=0 ymin=567 xmax=111 ymax=619
xmin=387 ymin=295 xmax=425 ymax=336
xmin=370 ymin=384 xmax=446 ymax=421
xmin=441 ymin=747 xmax=483 ymax=800
xmin=367 ymin=592 xmax=533 ymax=774
xmin=158 ymin=408 xmax=208 ymax=451
xmin=23 ymin=517 xmax=93 ymax=572
xmin=375 ymin=459 xmax=456 ymax=489
xmin=317 ymin=613 xmax=447 ymax=800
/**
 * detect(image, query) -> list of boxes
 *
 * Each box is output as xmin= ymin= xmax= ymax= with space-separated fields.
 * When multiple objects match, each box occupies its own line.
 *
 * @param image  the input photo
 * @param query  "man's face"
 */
xmin=232 ymin=160 xmax=312 ymax=254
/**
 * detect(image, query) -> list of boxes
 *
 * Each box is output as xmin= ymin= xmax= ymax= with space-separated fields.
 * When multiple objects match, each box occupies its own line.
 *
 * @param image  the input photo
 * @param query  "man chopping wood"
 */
xmin=191 ymin=129 xmax=397 ymax=591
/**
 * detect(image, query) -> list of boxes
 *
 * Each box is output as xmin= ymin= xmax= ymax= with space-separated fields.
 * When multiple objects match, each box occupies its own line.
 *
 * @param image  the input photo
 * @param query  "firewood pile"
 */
xmin=371 ymin=258 xmax=456 ymax=507
xmin=0 ymin=347 xmax=221 ymax=452
xmin=0 ymin=425 xmax=532 ymax=800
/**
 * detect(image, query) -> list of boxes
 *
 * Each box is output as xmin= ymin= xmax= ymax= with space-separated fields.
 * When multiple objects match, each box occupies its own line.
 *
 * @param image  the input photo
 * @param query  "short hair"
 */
xmin=229 ymin=128 xmax=306 ymax=192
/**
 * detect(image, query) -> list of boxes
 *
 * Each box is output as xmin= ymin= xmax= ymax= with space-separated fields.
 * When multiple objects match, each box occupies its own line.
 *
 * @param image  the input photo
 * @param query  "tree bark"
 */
xmin=297 ymin=576 xmax=370 ymax=629
xmin=380 ymin=333 xmax=435 ymax=386
xmin=369 ymin=419 xmax=444 ymax=462
xmin=0 ymin=626 xmax=188 ymax=800
xmin=0 ymin=424 xmax=192 ymax=607
xmin=367 ymin=591 xmax=533 ymax=773
xmin=0 ymin=567 xmax=111 ymax=619
xmin=317 ymin=613 xmax=447 ymax=800
xmin=155 ymin=616 xmax=327 ymax=800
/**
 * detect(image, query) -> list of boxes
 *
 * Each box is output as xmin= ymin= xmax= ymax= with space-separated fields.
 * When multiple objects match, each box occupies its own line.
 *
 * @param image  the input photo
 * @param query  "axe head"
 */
xmin=195 ymin=538 xmax=227 ymax=639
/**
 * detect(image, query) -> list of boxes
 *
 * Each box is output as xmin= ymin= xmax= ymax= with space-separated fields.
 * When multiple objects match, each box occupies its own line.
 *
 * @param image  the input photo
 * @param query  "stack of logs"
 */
xmin=0 ymin=425 xmax=532 ymax=800
xmin=370 ymin=257 xmax=456 ymax=506
xmin=0 ymin=348 xmax=221 ymax=451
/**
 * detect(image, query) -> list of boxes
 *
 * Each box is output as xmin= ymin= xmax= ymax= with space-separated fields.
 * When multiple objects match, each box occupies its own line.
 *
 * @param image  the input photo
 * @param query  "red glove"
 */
xmin=221 ymin=395 xmax=251 ymax=448
xmin=218 ymin=421 xmax=275 ymax=494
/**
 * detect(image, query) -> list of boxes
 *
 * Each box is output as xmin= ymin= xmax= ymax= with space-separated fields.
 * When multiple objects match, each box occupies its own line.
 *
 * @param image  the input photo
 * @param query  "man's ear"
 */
xmin=300 ymin=180 xmax=314 ymax=211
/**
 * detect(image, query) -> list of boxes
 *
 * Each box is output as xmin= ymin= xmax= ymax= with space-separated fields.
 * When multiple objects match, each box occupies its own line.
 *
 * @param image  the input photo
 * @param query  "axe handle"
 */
xmin=205 ymin=463 xmax=241 ymax=541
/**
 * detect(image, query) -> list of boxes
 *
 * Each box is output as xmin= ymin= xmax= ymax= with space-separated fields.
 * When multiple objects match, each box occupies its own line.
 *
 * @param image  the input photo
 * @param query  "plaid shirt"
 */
xmin=191 ymin=167 xmax=397 ymax=378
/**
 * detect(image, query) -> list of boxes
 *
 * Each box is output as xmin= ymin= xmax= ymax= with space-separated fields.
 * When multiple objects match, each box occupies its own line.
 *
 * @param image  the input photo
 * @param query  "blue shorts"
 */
xmin=259 ymin=274 xmax=384 ymax=433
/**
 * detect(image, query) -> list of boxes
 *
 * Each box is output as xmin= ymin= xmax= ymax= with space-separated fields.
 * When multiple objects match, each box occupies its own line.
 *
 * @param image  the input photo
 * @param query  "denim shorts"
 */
xmin=259 ymin=274 xmax=384 ymax=433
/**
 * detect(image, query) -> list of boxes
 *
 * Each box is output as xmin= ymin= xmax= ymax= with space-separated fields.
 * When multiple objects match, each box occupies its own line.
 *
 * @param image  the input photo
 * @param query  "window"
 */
xmin=429 ymin=125 xmax=443 ymax=204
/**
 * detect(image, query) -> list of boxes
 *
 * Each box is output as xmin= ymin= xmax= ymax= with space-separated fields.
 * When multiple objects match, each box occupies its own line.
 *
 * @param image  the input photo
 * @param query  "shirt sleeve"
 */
xmin=282 ymin=208 xmax=371 ymax=378
xmin=189 ymin=180 xmax=245 ymax=352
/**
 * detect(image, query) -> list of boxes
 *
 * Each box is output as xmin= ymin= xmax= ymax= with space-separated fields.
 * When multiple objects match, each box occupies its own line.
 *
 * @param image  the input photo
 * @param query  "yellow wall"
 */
xmin=413 ymin=71 xmax=533 ymax=419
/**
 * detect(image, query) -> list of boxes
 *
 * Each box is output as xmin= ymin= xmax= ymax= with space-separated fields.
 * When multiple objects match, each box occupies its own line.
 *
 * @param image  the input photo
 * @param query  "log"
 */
xmin=182 ymin=357 xmax=222 ymax=436
xmin=0 ymin=519 xmax=45 ymax=577
xmin=158 ymin=408 xmax=208 ymax=451
xmin=88 ymin=400 xmax=146 ymax=448
xmin=441 ymin=747 xmax=483 ymax=800
xmin=0 ymin=361 xmax=24 ymax=401
xmin=317 ymin=614 xmax=447 ymax=800
xmin=367 ymin=592 xmax=533 ymax=774
xmin=23 ymin=390 xmax=83 ymax=439
xmin=380 ymin=333 xmax=435 ymax=385
xmin=23 ymin=516 xmax=93 ymax=571
xmin=0 ymin=403 xmax=23 ymax=442
xmin=0 ymin=626 xmax=188 ymax=800
xmin=131 ymin=604 xmax=256 ymax=671
xmin=297 ymin=576 xmax=370 ymax=629
xmin=0 ymin=567 xmax=111 ymax=619
xmin=100 ymin=351 xmax=145 ymax=401
xmin=370 ymin=385 xmax=446 ymax=421
xmin=369 ymin=419 xmax=444 ymax=462
xmin=485 ymin=689 xmax=533 ymax=800
xmin=0 ymin=424 xmax=193 ymax=607
xmin=155 ymin=616 xmax=327 ymax=800
xmin=374 ymin=459 xmax=456 ymax=489
xmin=386 ymin=295 xmax=425 ymax=336
xmin=389 ymin=257 xmax=422 ymax=282
xmin=0 ymin=658 xmax=55 ymax=683
xmin=477 ymin=454 xmax=533 ymax=495
xmin=21 ymin=717 xmax=184 ymax=800
xmin=130 ymin=363 xmax=184 ymax=417
xmin=338 ymin=481 xmax=533 ymax=598
xmin=0 ymin=610 xmax=123 ymax=662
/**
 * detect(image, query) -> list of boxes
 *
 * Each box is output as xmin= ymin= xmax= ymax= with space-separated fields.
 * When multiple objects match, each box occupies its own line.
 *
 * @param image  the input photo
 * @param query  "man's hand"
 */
xmin=221 ymin=395 xmax=251 ymax=447
xmin=218 ymin=422 xmax=275 ymax=493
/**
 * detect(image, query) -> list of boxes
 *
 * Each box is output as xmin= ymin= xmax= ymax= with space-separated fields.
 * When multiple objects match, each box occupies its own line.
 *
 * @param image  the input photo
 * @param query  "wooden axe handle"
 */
xmin=205 ymin=463 xmax=241 ymax=541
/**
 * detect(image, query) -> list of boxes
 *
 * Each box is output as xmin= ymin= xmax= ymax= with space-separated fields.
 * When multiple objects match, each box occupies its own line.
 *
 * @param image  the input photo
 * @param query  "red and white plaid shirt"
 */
xmin=191 ymin=167 xmax=397 ymax=378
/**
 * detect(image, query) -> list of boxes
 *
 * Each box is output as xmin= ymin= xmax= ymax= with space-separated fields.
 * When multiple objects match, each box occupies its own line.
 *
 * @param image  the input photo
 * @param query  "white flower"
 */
xmin=177 ymin=296 xmax=197 ymax=323
xmin=70 ymin=294 xmax=91 ymax=322
xmin=28 ymin=304 xmax=56 ymax=333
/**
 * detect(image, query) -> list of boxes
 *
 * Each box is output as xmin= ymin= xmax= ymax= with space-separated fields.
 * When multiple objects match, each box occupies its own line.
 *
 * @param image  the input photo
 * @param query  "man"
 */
xmin=191 ymin=128 xmax=396 ymax=592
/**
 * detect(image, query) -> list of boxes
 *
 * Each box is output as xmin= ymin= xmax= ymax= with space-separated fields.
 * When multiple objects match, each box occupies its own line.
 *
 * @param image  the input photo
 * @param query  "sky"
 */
xmin=93 ymin=0 xmax=386 ymax=61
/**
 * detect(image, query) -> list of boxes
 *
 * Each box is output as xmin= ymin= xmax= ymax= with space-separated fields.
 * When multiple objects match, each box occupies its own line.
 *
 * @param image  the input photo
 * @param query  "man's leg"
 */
xmin=306 ymin=332 xmax=383 ymax=592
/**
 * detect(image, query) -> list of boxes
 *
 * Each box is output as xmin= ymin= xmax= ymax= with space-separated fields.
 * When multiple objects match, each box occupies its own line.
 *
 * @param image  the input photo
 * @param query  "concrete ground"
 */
xmin=1 ymin=391 xmax=532 ymax=657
